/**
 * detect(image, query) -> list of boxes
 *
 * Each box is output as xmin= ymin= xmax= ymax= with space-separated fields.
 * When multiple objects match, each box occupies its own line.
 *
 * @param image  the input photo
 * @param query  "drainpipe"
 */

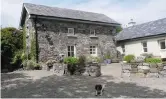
xmin=34 ymin=15 xmax=39 ymax=63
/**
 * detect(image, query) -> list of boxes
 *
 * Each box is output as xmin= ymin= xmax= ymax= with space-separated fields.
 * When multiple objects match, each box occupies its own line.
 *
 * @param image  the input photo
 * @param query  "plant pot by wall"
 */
xmin=107 ymin=59 xmax=111 ymax=64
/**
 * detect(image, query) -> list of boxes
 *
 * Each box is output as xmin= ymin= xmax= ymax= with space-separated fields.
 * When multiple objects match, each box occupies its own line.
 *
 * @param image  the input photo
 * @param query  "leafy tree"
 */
xmin=116 ymin=26 xmax=123 ymax=33
xmin=1 ymin=27 xmax=23 ymax=70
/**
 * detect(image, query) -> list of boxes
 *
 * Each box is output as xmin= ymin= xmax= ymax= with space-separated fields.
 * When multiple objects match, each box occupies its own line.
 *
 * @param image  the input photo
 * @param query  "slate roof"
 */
xmin=23 ymin=3 xmax=119 ymax=25
xmin=116 ymin=18 xmax=166 ymax=41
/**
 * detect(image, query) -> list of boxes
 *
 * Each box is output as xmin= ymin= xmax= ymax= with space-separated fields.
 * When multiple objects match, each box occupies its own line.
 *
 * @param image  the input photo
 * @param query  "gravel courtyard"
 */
xmin=1 ymin=63 xmax=166 ymax=98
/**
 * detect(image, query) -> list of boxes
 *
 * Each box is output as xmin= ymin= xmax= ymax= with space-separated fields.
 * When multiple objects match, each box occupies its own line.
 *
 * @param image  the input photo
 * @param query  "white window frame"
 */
xmin=90 ymin=29 xmax=96 ymax=36
xmin=90 ymin=45 xmax=97 ymax=56
xmin=159 ymin=39 xmax=166 ymax=50
xmin=142 ymin=41 xmax=148 ymax=52
xmin=67 ymin=45 xmax=76 ymax=57
xmin=68 ymin=28 xmax=74 ymax=35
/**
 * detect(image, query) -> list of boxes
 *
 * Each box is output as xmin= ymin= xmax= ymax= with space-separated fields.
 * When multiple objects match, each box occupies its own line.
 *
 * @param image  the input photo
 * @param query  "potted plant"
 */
xmin=104 ymin=51 xmax=111 ymax=64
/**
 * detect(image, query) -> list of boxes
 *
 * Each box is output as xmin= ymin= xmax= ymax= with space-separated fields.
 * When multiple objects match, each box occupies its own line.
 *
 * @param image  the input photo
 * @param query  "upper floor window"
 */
xmin=142 ymin=41 xmax=148 ymax=52
xmin=68 ymin=28 xmax=74 ymax=35
xmin=121 ymin=44 xmax=125 ymax=53
xmin=90 ymin=30 xmax=96 ymax=36
xmin=159 ymin=39 xmax=166 ymax=49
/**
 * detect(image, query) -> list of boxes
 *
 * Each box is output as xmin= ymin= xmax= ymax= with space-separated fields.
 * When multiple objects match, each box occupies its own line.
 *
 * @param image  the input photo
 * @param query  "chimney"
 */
xmin=128 ymin=19 xmax=136 ymax=27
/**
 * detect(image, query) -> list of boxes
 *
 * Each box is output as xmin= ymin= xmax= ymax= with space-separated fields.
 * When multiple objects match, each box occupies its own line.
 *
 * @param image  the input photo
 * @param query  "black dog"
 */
xmin=95 ymin=84 xmax=104 ymax=96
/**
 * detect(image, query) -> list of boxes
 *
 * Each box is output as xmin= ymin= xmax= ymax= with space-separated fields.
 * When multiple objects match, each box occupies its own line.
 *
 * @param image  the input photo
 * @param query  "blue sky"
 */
xmin=1 ymin=0 xmax=166 ymax=28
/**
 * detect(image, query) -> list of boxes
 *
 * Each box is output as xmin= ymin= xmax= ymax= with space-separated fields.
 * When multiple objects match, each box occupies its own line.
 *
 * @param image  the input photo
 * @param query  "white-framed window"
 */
xmin=90 ymin=45 xmax=97 ymax=56
xmin=142 ymin=41 xmax=148 ymax=52
xmin=121 ymin=44 xmax=125 ymax=53
xmin=159 ymin=39 xmax=166 ymax=49
xmin=90 ymin=29 xmax=96 ymax=36
xmin=68 ymin=46 xmax=75 ymax=57
xmin=68 ymin=28 xmax=74 ymax=35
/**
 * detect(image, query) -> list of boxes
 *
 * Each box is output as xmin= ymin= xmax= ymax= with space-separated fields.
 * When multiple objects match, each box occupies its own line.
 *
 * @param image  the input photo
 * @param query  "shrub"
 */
xmin=21 ymin=52 xmax=27 ymax=61
xmin=123 ymin=54 xmax=135 ymax=63
xmin=22 ymin=60 xmax=38 ymax=70
xmin=87 ymin=56 xmax=101 ymax=63
xmin=104 ymin=54 xmax=111 ymax=59
xmin=64 ymin=57 xmax=78 ymax=65
xmin=145 ymin=58 xmax=162 ymax=63
xmin=141 ymin=53 xmax=153 ymax=58
xmin=78 ymin=55 xmax=86 ymax=65
xmin=77 ymin=55 xmax=86 ymax=73
xmin=64 ymin=57 xmax=79 ymax=75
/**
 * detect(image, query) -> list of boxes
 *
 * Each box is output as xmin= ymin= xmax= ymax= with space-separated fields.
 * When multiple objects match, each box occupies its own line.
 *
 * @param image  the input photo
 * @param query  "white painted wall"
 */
xmin=117 ymin=36 xmax=166 ymax=58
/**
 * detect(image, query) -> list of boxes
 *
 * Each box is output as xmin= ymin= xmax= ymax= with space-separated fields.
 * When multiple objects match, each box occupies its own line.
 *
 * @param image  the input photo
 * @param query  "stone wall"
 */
xmin=26 ymin=18 xmax=118 ymax=63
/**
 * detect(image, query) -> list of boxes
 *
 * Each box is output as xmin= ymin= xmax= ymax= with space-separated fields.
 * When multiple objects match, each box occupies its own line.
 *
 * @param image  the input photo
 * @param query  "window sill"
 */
xmin=89 ymin=35 xmax=98 ymax=38
xmin=160 ymin=49 xmax=166 ymax=51
xmin=67 ymin=34 xmax=77 ymax=38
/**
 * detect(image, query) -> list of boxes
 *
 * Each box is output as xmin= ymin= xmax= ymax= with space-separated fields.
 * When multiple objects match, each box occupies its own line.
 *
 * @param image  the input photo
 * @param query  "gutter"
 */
xmin=30 ymin=14 xmax=121 ymax=27
xmin=117 ymin=33 xmax=166 ymax=43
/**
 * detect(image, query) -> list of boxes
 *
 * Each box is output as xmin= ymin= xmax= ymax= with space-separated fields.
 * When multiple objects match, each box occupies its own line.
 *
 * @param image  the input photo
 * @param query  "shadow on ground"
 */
xmin=1 ymin=72 xmax=166 ymax=98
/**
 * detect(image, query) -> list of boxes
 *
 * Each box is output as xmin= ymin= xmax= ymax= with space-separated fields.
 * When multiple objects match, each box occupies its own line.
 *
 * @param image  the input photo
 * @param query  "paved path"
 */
xmin=1 ymin=63 xmax=166 ymax=98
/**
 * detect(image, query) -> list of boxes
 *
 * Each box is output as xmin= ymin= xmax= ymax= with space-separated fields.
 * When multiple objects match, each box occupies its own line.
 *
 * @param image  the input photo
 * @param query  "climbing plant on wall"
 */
xmin=30 ymin=32 xmax=37 ymax=62
xmin=23 ymin=26 xmax=26 ymax=53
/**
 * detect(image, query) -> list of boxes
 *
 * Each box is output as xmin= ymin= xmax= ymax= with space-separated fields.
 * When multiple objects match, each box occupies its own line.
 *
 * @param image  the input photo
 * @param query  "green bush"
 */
xmin=64 ymin=57 xmax=78 ymax=65
xmin=78 ymin=55 xmax=86 ymax=65
xmin=123 ymin=54 xmax=135 ymax=63
xmin=87 ymin=56 xmax=101 ymax=63
xmin=145 ymin=58 xmax=162 ymax=63
xmin=104 ymin=54 xmax=111 ymax=59
xmin=22 ymin=60 xmax=39 ymax=70
xmin=64 ymin=57 xmax=79 ymax=75
xmin=77 ymin=55 xmax=86 ymax=73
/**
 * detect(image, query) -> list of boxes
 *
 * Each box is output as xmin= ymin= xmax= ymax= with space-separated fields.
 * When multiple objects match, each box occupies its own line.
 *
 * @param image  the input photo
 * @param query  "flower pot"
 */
xmin=107 ymin=59 xmax=111 ymax=64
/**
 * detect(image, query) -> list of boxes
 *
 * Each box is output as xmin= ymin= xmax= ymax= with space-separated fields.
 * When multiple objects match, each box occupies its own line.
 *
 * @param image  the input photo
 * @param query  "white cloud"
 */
xmin=55 ymin=0 xmax=166 ymax=27
xmin=1 ymin=0 xmax=23 ymax=28
xmin=1 ymin=0 xmax=166 ymax=28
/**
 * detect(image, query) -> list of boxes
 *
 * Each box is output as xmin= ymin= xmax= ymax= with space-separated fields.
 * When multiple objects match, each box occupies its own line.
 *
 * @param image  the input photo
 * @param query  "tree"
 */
xmin=1 ymin=27 xmax=23 ymax=71
xmin=116 ymin=26 xmax=123 ymax=33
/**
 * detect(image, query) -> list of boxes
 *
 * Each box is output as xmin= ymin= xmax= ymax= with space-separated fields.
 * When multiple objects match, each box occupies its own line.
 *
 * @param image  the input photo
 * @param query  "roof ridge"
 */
xmin=125 ymin=17 xmax=166 ymax=29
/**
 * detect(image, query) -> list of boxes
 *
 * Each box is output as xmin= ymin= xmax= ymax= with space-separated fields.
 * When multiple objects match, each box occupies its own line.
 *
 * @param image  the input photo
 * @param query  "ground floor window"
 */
xmin=142 ymin=41 xmax=148 ymax=52
xmin=90 ymin=45 xmax=97 ymax=56
xmin=159 ymin=39 xmax=166 ymax=49
xmin=68 ymin=46 xmax=75 ymax=57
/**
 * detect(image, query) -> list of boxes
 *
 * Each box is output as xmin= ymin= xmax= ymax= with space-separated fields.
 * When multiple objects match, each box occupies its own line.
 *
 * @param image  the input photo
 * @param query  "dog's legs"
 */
xmin=95 ymin=91 xmax=98 ymax=96
xmin=100 ymin=90 xmax=103 ymax=96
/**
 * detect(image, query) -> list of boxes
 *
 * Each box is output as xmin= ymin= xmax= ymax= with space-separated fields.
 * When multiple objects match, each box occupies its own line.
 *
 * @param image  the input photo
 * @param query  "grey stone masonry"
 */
xmin=26 ymin=18 xmax=118 ymax=63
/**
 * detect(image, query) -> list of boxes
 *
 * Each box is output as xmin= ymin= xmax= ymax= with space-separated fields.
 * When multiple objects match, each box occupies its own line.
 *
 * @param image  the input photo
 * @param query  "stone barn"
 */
xmin=19 ymin=3 xmax=121 ymax=63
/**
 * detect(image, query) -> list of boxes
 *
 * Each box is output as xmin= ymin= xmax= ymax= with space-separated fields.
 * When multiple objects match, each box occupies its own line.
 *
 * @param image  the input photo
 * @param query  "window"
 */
xmin=68 ymin=46 xmax=75 ymax=57
xmin=159 ymin=39 xmax=166 ymax=49
xmin=121 ymin=45 xmax=125 ymax=53
xmin=90 ymin=30 xmax=96 ymax=36
xmin=68 ymin=28 xmax=74 ymax=35
xmin=90 ymin=46 xmax=97 ymax=56
xmin=142 ymin=41 xmax=148 ymax=52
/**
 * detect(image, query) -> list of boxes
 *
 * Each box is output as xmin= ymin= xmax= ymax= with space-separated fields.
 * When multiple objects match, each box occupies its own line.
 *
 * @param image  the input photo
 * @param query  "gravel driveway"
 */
xmin=1 ymin=63 xmax=166 ymax=98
